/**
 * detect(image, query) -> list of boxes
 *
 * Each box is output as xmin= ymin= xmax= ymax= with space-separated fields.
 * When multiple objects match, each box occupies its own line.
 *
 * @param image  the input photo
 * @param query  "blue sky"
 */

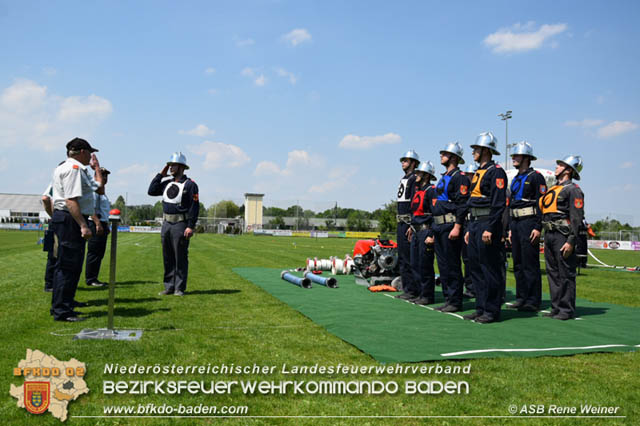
xmin=1 ymin=1 xmax=638 ymax=223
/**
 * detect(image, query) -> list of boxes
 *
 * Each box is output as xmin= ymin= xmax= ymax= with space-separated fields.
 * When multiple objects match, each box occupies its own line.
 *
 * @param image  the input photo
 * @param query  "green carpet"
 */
xmin=233 ymin=267 xmax=640 ymax=363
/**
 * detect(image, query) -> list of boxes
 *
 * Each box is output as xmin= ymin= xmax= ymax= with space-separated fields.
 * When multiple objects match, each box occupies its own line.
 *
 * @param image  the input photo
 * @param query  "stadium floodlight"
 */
xmin=498 ymin=110 xmax=513 ymax=168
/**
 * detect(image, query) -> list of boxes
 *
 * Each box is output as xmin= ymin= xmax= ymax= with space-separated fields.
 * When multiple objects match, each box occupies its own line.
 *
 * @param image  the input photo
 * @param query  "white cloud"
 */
xmin=564 ymin=119 xmax=604 ymax=128
xmin=241 ymin=67 xmax=267 ymax=86
xmin=281 ymin=28 xmax=312 ymax=47
xmin=58 ymin=95 xmax=112 ymax=121
xmin=254 ymin=74 xmax=267 ymax=86
xmin=484 ymin=22 xmax=568 ymax=53
xmin=179 ymin=124 xmax=215 ymax=137
xmin=275 ymin=67 xmax=298 ymax=85
xmin=189 ymin=141 xmax=251 ymax=169
xmin=236 ymin=38 xmax=255 ymax=47
xmin=117 ymin=163 xmax=152 ymax=175
xmin=621 ymin=161 xmax=634 ymax=169
xmin=309 ymin=167 xmax=357 ymax=194
xmin=597 ymin=121 xmax=638 ymax=139
xmin=241 ymin=67 xmax=255 ymax=76
xmin=339 ymin=132 xmax=402 ymax=150
xmin=0 ymin=79 xmax=113 ymax=151
xmin=205 ymin=67 xmax=216 ymax=75
xmin=253 ymin=150 xmax=316 ymax=177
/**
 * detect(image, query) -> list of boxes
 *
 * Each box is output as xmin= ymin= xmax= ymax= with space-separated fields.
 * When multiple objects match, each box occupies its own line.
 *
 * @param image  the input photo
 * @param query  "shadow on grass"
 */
xmin=85 ymin=307 xmax=169 ymax=318
xmin=185 ymin=289 xmax=241 ymax=295
xmin=88 ymin=297 xmax=160 ymax=307
xmin=117 ymin=280 xmax=158 ymax=286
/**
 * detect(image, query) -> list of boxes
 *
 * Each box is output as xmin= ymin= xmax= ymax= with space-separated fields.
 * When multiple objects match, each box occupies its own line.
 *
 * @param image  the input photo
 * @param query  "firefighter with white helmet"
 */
xmin=406 ymin=161 xmax=438 ymax=305
xmin=463 ymin=131 xmax=508 ymax=323
xmin=539 ymin=155 xmax=585 ymax=320
xmin=507 ymin=141 xmax=547 ymax=312
xmin=395 ymin=149 xmax=420 ymax=299
xmin=148 ymin=152 xmax=200 ymax=296
xmin=431 ymin=141 xmax=470 ymax=312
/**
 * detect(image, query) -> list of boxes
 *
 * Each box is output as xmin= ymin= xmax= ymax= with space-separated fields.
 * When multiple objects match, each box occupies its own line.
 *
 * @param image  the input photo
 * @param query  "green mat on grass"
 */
xmin=233 ymin=267 xmax=640 ymax=363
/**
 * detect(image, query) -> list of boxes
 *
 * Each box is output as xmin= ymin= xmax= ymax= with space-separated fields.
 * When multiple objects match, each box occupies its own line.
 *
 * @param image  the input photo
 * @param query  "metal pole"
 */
xmin=107 ymin=216 xmax=119 ymax=330
xmin=505 ymin=118 xmax=508 ymax=168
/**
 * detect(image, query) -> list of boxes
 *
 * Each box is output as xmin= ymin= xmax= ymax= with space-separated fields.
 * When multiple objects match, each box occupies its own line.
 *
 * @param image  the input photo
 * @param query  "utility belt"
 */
xmin=542 ymin=218 xmax=571 ymax=235
xmin=510 ymin=206 xmax=536 ymax=219
xmin=468 ymin=207 xmax=491 ymax=221
xmin=163 ymin=213 xmax=187 ymax=223
xmin=433 ymin=213 xmax=456 ymax=225
xmin=415 ymin=223 xmax=431 ymax=232
xmin=396 ymin=214 xmax=412 ymax=224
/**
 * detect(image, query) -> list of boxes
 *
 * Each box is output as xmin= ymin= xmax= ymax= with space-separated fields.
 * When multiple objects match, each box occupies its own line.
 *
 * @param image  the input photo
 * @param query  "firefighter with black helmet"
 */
xmin=395 ymin=150 xmax=420 ymax=300
xmin=406 ymin=160 xmax=438 ymax=305
xmin=463 ymin=132 xmax=507 ymax=323
xmin=507 ymin=141 xmax=547 ymax=312
xmin=432 ymin=142 xmax=470 ymax=312
xmin=148 ymin=152 xmax=200 ymax=297
xmin=540 ymin=155 xmax=585 ymax=320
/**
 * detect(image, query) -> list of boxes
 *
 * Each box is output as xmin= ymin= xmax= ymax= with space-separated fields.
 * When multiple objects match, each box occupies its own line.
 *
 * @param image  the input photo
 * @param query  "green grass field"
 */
xmin=0 ymin=230 xmax=638 ymax=425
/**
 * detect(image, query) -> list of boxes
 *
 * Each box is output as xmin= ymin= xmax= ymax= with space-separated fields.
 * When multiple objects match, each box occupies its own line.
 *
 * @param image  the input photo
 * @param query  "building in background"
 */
xmin=0 ymin=194 xmax=48 ymax=223
xmin=244 ymin=193 xmax=264 ymax=232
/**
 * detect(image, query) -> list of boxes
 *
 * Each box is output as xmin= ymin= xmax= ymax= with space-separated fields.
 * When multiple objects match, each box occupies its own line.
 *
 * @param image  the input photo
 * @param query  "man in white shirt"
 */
xmin=50 ymin=138 xmax=104 ymax=322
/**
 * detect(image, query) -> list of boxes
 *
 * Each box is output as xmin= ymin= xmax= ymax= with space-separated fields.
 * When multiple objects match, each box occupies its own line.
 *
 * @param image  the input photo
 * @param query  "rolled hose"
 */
xmin=281 ymin=271 xmax=312 ymax=288
xmin=304 ymin=272 xmax=338 ymax=288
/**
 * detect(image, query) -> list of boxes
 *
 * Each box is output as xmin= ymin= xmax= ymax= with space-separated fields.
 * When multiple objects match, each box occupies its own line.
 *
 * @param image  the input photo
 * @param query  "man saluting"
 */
xmin=148 ymin=152 xmax=199 ymax=297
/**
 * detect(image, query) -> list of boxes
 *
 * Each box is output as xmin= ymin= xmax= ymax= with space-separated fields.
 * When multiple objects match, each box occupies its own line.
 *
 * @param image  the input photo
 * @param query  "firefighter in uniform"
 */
xmin=148 ymin=152 xmax=199 ymax=296
xmin=463 ymin=132 xmax=507 ymax=323
xmin=432 ymin=142 xmax=469 ymax=312
xmin=461 ymin=162 xmax=478 ymax=299
xmin=85 ymin=168 xmax=112 ymax=287
xmin=50 ymin=138 xmax=104 ymax=322
xmin=507 ymin=141 xmax=547 ymax=311
xmin=540 ymin=155 xmax=584 ymax=320
xmin=395 ymin=150 xmax=420 ymax=300
xmin=406 ymin=161 xmax=438 ymax=305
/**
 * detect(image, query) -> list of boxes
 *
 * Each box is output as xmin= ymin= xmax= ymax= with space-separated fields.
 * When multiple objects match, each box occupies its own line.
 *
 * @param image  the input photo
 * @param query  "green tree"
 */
xmin=208 ymin=200 xmax=240 ymax=218
xmin=346 ymin=210 xmax=369 ymax=231
xmin=269 ymin=215 xmax=285 ymax=229
xmin=376 ymin=200 xmax=397 ymax=234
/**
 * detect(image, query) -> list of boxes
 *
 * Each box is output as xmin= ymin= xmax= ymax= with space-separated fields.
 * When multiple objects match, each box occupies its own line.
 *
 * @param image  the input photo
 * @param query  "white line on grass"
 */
xmin=441 ymin=344 xmax=635 ymax=357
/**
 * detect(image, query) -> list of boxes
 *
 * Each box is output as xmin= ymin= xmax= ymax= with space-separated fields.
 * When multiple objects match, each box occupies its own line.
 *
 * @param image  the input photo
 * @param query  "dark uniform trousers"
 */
xmin=544 ymin=230 xmax=577 ymax=317
xmin=433 ymin=223 xmax=464 ymax=308
xmin=468 ymin=218 xmax=503 ymax=320
xmin=410 ymin=228 xmax=435 ymax=299
xmin=85 ymin=220 xmax=110 ymax=284
xmin=44 ymin=250 xmax=56 ymax=290
xmin=161 ymin=220 xmax=190 ymax=292
xmin=397 ymin=222 xmax=414 ymax=294
xmin=50 ymin=210 xmax=86 ymax=320
xmin=510 ymin=216 xmax=542 ymax=307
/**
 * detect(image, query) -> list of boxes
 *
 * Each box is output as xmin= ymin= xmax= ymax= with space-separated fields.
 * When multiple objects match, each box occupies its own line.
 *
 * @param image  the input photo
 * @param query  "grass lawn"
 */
xmin=0 ymin=230 xmax=638 ymax=425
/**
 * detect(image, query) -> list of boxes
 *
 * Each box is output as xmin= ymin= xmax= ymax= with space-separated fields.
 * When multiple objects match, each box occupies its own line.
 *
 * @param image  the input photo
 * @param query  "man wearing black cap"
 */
xmin=85 ymin=167 xmax=112 ymax=287
xmin=50 ymin=138 xmax=104 ymax=322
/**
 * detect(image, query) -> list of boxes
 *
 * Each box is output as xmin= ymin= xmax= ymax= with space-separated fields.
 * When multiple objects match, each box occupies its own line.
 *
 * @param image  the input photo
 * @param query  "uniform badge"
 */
xmin=72 ymin=165 xmax=79 ymax=170
xmin=496 ymin=178 xmax=504 ymax=189
xmin=539 ymin=185 xmax=547 ymax=194
xmin=574 ymin=198 xmax=583 ymax=209
xmin=24 ymin=382 xmax=50 ymax=415
xmin=460 ymin=185 xmax=468 ymax=195
xmin=193 ymin=194 xmax=199 ymax=201
xmin=432 ymin=199 xmax=437 ymax=206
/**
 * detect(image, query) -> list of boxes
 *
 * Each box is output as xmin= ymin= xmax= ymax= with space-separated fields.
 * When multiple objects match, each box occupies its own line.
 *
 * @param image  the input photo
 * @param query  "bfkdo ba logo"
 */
xmin=10 ymin=349 xmax=89 ymax=422
xmin=24 ymin=382 xmax=50 ymax=414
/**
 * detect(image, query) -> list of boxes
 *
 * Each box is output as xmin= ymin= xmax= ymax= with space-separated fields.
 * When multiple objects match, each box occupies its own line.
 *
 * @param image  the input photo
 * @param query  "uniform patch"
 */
xmin=460 ymin=185 xmax=468 ymax=195
xmin=432 ymin=199 xmax=437 ymax=206
xmin=574 ymin=198 xmax=583 ymax=209
xmin=539 ymin=185 xmax=547 ymax=194
xmin=193 ymin=194 xmax=199 ymax=201
xmin=72 ymin=165 xmax=79 ymax=169
xmin=496 ymin=178 xmax=504 ymax=189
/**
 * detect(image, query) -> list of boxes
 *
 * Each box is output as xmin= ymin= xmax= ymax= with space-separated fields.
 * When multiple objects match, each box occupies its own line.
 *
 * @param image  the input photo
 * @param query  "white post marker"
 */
xmin=73 ymin=209 xmax=143 ymax=341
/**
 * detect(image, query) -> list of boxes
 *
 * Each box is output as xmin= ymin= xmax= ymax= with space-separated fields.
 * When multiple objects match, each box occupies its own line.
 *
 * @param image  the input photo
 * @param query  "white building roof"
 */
xmin=0 ymin=193 xmax=44 ymax=212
